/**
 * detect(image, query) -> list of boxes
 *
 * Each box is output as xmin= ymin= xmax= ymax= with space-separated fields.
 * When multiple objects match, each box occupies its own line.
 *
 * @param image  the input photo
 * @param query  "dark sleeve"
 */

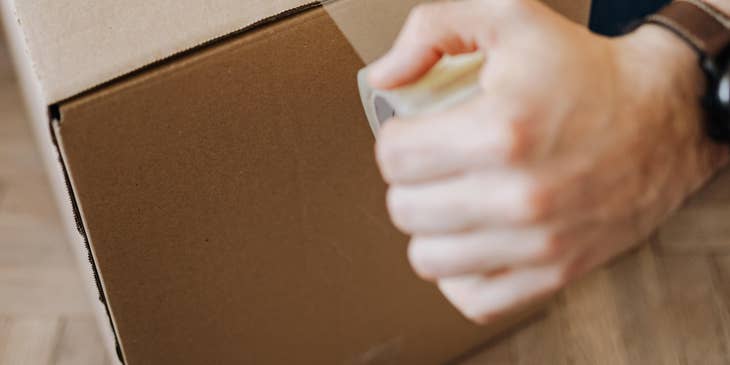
xmin=590 ymin=0 xmax=672 ymax=36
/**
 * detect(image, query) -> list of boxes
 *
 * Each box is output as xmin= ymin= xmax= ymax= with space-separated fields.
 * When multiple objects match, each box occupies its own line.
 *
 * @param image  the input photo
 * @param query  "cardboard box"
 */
xmin=3 ymin=1 xmax=591 ymax=364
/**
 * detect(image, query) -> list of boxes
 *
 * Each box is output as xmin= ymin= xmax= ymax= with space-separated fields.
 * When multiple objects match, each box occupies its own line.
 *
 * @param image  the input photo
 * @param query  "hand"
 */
xmin=368 ymin=0 xmax=730 ymax=324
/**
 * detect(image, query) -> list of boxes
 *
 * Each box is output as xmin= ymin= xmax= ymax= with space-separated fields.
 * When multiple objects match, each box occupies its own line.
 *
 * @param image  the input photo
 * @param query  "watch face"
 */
xmin=707 ymin=59 xmax=730 ymax=141
xmin=719 ymin=66 xmax=730 ymax=109
xmin=715 ymin=64 xmax=730 ymax=140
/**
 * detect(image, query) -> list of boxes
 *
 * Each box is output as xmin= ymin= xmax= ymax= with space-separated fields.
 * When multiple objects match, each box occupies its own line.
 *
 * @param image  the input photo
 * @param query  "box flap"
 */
xmin=54 ymin=8 xmax=505 ymax=364
xmin=8 ymin=0 xmax=316 ymax=103
xmin=6 ymin=0 xmax=590 ymax=105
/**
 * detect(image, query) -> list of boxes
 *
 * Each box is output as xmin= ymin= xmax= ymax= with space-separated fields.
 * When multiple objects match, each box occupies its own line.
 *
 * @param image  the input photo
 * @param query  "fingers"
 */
xmin=408 ymin=228 xmax=561 ymax=280
xmin=438 ymin=264 xmax=564 ymax=324
xmin=368 ymin=1 xmax=485 ymax=89
xmin=387 ymin=170 xmax=535 ymax=234
xmin=376 ymin=94 xmax=534 ymax=184
xmin=364 ymin=0 xmax=628 ymax=326
xmin=367 ymin=0 xmax=552 ymax=89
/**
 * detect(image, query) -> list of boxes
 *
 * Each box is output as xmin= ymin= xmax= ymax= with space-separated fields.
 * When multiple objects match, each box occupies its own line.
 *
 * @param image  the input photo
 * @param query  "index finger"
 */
xmin=367 ymin=1 xmax=495 ymax=89
xmin=375 ymin=93 xmax=529 ymax=184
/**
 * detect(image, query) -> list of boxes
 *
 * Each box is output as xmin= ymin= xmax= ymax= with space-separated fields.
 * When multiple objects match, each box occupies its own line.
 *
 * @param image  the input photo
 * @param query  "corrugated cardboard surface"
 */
xmin=55 ymin=7 xmax=506 ymax=364
xmin=9 ymin=0 xmax=591 ymax=104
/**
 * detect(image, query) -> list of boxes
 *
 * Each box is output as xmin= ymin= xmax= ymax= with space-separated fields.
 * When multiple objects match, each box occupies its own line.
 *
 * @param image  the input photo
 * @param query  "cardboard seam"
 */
xmin=49 ymin=116 xmax=127 ymax=364
xmin=47 ymin=4 xmax=336 ymax=364
xmin=52 ymin=1 xmax=322 ymax=108
xmin=59 ymin=4 xmax=336 ymax=114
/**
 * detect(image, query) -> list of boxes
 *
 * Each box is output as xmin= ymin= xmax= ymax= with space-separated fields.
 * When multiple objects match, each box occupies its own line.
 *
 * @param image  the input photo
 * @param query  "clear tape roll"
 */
xmin=358 ymin=52 xmax=485 ymax=136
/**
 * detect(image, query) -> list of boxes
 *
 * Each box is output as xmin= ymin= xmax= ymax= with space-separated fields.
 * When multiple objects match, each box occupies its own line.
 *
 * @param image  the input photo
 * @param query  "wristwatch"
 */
xmin=646 ymin=0 xmax=730 ymax=141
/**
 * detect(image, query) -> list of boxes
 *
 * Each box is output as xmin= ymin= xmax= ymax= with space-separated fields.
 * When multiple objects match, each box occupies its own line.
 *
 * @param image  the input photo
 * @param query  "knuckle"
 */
xmin=505 ymin=117 xmax=537 ymax=165
xmin=443 ymin=196 xmax=472 ymax=222
xmin=549 ymin=266 xmax=571 ymax=291
xmin=386 ymin=188 xmax=415 ymax=233
xmin=406 ymin=4 xmax=439 ymax=31
xmin=460 ymin=302 xmax=504 ymax=325
xmin=534 ymin=231 xmax=567 ymax=262
xmin=375 ymin=121 xmax=397 ymax=155
xmin=524 ymin=177 xmax=555 ymax=224
xmin=454 ymin=297 xmax=485 ymax=323
xmin=462 ymin=121 xmax=499 ymax=162
xmin=464 ymin=309 xmax=487 ymax=324
xmin=407 ymin=241 xmax=439 ymax=281
xmin=375 ymin=124 xmax=405 ymax=181
xmin=471 ymin=311 xmax=502 ymax=325
xmin=538 ymin=263 xmax=573 ymax=293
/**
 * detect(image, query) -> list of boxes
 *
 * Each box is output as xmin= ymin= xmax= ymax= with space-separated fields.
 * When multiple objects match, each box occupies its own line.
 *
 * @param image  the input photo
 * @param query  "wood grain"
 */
xmin=0 ymin=32 xmax=112 ymax=364
xmin=52 ymin=318 xmax=111 ymax=365
xmin=0 ymin=317 xmax=60 ymax=365
xmin=656 ymin=170 xmax=730 ymax=255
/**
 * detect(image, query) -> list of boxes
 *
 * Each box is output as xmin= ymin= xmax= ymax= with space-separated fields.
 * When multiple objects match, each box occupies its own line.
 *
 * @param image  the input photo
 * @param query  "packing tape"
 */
xmin=357 ymin=52 xmax=485 ymax=136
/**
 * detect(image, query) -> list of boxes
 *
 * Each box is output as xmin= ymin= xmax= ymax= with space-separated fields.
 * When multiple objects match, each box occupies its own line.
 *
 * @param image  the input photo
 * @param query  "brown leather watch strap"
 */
xmin=647 ymin=0 xmax=730 ymax=58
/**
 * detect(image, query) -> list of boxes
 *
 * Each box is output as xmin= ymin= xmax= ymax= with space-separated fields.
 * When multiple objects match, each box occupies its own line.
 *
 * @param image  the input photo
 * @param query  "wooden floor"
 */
xmin=3 ymin=29 xmax=730 ymax=365
xmin=0 ymin=33 xmax=112 ymax=365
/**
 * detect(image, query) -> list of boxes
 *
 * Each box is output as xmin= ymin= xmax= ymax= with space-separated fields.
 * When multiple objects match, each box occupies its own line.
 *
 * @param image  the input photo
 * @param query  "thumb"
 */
xmin=367 ymin=0 xmax=507 ymax=89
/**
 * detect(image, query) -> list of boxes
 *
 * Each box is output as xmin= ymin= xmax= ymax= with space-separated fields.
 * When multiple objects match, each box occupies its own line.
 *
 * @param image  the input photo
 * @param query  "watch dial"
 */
xmin=719 ymin=68 xmax=730 ymax=109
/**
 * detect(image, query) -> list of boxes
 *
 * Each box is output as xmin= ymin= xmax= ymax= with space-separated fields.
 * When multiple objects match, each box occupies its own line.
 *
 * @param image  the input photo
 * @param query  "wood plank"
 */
xmin=705 ymin=255 xmax=730 ymax=359
xmin=0 ymin=212 xmax=73 ymax=268
xmin=509 ymin=304 xmax=568 ymax=365
xmin=684 ymin=168 xmax=730 ymax=206
xmin=0 ymin=317 xmax=61 ymax=365
xmin=656 ymin=255 xmax=730 ymax=364
xmin=556 ymin=267 xmax=630 ymax=365
xmin=0 ymin=83 xmax=46 ymax=180
xmin=604 ymin=245 xmax=682 ymax=365
xmin=0 ymin=28 xmax=14 ymax=84
xmin=0 ymin=179 xmax=6 ymax=211
xmin=657 ymin=205 xmax=730 ymax=255
xmin=0 ymin=83 xmax=32 ymax=139
xmin=0 ymin=267 xmax=93 ymax=317
xmin=52 ymin=317 xmax=111 ymax=365
xmin=0 ymin=170 xmax=61 ymax=224
xmin=459 ymin=333 xmax=515 ymax=365
xmin=656 ymin=168 xmax=730 ymax=255
xmin=0 ymin=41 xmax=105 ymax=365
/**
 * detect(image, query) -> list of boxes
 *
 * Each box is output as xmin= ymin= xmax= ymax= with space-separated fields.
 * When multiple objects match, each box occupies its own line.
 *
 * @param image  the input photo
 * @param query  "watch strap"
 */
xmin=646 ymin=0 xmax=730 ymax=58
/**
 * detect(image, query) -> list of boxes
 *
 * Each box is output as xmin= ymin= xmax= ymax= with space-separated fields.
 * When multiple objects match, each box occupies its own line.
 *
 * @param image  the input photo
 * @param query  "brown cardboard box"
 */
xmin=4 ymin=1 xmax=591 ymax=364
xmin=54 ymin=8 xmax=503 ymax=364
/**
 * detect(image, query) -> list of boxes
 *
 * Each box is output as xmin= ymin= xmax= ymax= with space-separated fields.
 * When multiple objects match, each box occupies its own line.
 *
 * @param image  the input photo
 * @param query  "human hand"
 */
xmin=368 ymin=0 xmax=730 ymax=323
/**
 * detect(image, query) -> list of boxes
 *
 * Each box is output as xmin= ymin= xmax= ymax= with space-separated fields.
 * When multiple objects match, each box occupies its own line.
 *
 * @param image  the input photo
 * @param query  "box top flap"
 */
xmin=7 ymin=0 xmax=316 ymax=103
xmin=5 ymin=0 xmax=591 ymax=105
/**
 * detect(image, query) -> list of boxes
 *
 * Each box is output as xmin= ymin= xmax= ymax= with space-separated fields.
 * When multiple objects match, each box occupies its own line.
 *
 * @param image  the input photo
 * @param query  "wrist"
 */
xmin=612 ymin=25 xmax=729 ymax=194
xmin=620 ymin=24 xmax=705 ymax=103
xmin=614 ymin=24 xmax=706 ymax=131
